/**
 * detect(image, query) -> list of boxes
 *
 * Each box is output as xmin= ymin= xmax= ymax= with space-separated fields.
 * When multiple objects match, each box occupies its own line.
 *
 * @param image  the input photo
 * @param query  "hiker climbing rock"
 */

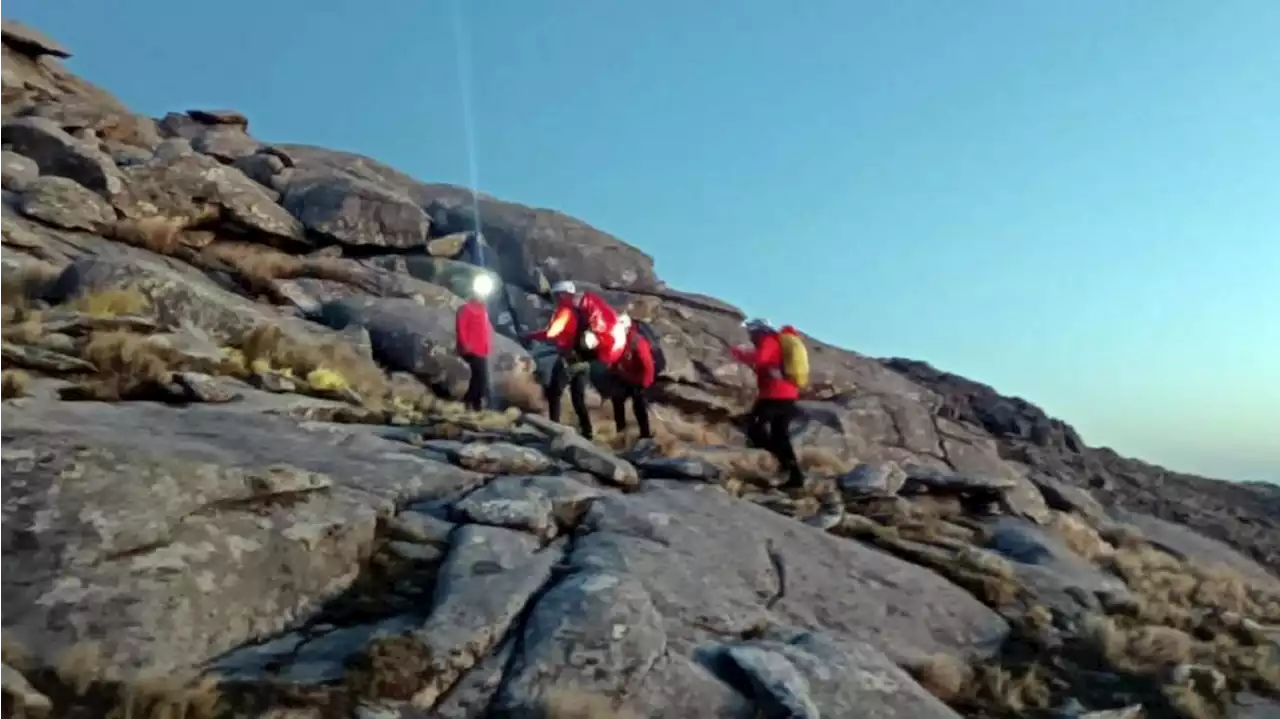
xmin=455 ymin=273 xmax=495 ymax=411
xmin=598 ymin=317 xmax=664 ymax=439
xmin=522 ymin=280 xmax=625 ymax=439
xmin=731 ymin=318 xmax=810 ymax=489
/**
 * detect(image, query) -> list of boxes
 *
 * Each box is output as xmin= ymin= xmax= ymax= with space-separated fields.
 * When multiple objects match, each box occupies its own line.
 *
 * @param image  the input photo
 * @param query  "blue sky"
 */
xmin=8 ymin=1 xmax=1278 ymax=482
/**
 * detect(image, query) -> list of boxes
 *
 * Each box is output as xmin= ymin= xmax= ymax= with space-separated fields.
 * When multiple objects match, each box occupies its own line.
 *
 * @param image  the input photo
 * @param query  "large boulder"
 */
xmin=16 ymin=175 xmax=116 ymax=232
xmin=1 ymin=116 xmax=124 ymax=196
xmin=281 ymin=170 xmax=430 ymax=249
xmin=113 ymin=153 xmax=305 ymax=243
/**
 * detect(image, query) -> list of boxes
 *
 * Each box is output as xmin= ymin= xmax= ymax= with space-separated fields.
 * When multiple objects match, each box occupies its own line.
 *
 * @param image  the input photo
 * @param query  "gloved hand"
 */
xmin=581 ymin=330 xmax=599 ymax=350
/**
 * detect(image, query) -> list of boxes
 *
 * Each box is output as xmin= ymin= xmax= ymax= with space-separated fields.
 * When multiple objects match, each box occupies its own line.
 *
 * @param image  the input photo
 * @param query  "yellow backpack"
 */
xmin=777 ymin=327 xmax=810 ymax=389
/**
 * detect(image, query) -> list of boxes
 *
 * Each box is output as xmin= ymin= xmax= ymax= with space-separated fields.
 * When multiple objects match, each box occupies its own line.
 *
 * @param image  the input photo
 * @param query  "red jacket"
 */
xmin=528 ymin=291 xmax=624 ymax=363
xmin=455 ymin=299 xmax=492 ymax=358
xmin=612 ymin=328 xmax=656 ymax=389
xmin=731 ymin=328 xmax=799 ymax=400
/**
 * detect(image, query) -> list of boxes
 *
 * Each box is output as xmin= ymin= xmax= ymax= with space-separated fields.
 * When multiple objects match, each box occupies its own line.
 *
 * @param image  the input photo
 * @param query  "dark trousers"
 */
xmin=462 ymin=354 xmax=489 ymax=411
xmin=547 ymin=357 xmax=592 ymax=438
xmin=745 ymin=398 xmax=803 ymax=484
xmin=611 ymin=385 xmax=653 ymax=439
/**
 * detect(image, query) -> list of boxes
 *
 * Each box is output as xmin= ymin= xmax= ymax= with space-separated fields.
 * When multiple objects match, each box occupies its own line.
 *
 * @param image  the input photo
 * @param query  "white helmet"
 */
xmin=550 ymin=280 xmax=577 ymax=296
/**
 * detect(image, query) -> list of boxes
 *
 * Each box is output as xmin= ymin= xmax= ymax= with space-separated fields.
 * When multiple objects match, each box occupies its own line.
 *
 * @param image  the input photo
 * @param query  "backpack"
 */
xmin=632 ymin=320 xmax=667 ymax=377
xmin=778 ymin=326 xmax=809 ymax=389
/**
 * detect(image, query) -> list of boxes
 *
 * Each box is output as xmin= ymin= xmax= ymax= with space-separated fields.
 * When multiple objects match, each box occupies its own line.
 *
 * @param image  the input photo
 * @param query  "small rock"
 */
xmin=386 ymin=540 xmax=445 ymax=564
xmin=172 ymin=372 xmax=240 ymax=403
xmin=1029 ymin=473 xmax=1108 ymax=522
xmin=250 ymin=372 xmax=298 ymax=394
xmin=454 ymin=485 xmax=556 ymax=540
xmin=1 ymin=342 xmax=97 ymax=374
xmin=388 ymin=510 xmax=456 ymax=545
xmin=109 ymin=144 xmax=153 ymax=167
xmin=550 ymin=434 xmax=639 ymax=489
xmin=233 ymin=152 xmax=286 ymax=188
xmin=719 ymin=645 xmax=821 ymax=718
xmin=517 ymin=412 xmax=569 ymax=437
xmin=17 ymin=175 xmax=117 ymax=231
xmin=153 ymin=137 xmax=195 ymax=161
xmin=1 ymin=150 xmax=38 ymax=191
xmin=192 ymin=128 xmax=260 ymax=164
xmin=838 ymin=461 xmax=908 ymax=497
xmin=187 ymin=109 xmax=250 ymax=128
xmin=454 ymin=442 xmax=554 ymax=475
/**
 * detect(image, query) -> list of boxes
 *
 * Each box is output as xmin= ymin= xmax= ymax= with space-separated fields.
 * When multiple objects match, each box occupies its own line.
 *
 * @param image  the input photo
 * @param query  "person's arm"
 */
xmin=527 ymin=305 xmax=573 ymax=342
xmin=730 ymin=344 xmax=756 ymax=365
xmin=455 ymin=307 xmax=471 ymax=354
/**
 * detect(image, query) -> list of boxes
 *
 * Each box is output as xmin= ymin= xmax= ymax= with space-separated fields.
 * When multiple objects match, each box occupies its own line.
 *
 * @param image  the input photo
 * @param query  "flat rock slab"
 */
xmin=282 ymin=171 xmax=430 ymax=249
xmin=631 ymin=455 xmax=723 ymax=482
xmin=2 ymin=117 xmax=123 ymax=196
xmin=492 ymin=571 xmax=666 ymax=714
xmin=1 ymin=428 xmax=377 ymax=677
xmin=572 ymin=481 xmax=1010 ymax=663
xmin=408 ymin=526 xmax=562 ymax=708
xmin=453 ymin=441 xmax=553 ymax=475
xmin=838 ymin=461 xmax=909 ymax=497
xmin=550 ymin=434 xmax=639 ymax=489
xmin=986 ymin=517 xmax=1132 ymax=617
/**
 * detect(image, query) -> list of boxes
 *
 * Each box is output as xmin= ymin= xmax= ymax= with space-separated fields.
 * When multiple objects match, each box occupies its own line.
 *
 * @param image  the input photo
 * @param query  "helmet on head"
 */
xmin=550 ymin=280 xmax=578 ymax=296
xmin=743 ymin=317 xmax=772 ymax=335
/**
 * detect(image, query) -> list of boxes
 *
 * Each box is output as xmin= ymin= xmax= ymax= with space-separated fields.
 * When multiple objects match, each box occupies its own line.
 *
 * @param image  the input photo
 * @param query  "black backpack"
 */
xmin=632 ymin=319 xmax=667 ymax=377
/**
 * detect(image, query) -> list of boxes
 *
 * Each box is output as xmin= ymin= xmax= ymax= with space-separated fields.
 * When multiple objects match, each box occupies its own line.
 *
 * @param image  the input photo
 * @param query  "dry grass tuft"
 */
xmin=232 ymin=324 xmax=402 ymax=407
xmin=65 ymin=286 xmax=152 ymax=318
xmin=539 ymin=688 xmax=643 ymax=719
xmin=345 ymin=635 xmax=434 ymax=701
xmin=2 ymin=369 xmax=31 ymax=399
xmin=910 ymin=654 xmax=1051 ymax=715
xmin=797 ymin=445 xmax=856 ymax=476
xmin=1048 ymin=511 xmax=1114 ymax=562
xmin=112 ymin=674 xmax=222 ymax=719
xmin=496 ymin=370 xmax=547 ymax=413
xmin=198 ymin=241 xmax=369 ymax=300
xmin=66 ymin=331 xmax=181 ymax=401
xmin=56 ymin=641 xmax=107 ymax=696
xmin=1083 ymin=615 xmax=1195 ymax=676
xmin=111 ymin=216 xmax=191 ymax=255
xmin=1162 ymin=681 xmax=1219 ymax=719
xmin=908 ymin=653 xmax=972 ymax=703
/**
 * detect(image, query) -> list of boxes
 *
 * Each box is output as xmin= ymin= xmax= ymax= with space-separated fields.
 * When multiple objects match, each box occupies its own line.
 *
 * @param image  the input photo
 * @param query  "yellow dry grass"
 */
xmin=0 ymin=260 xmax=61 ymax=309
xmin=2 ymin=369 xmax=31 ymax=399
xmin=110 ymin=216 xmax=191 ymax=256
xmin=65 ymin=286 xmax=152 ymax=318
xmin=50 ymin=641 xmax=222 ymax=719
xmin=197 ymin=241 xmax=369 ymax=300
xmin=908 ymin=654 xmax=1051 ymax=714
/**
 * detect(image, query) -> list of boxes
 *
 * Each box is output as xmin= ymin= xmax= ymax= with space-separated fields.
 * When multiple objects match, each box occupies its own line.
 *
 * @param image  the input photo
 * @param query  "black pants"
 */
xmin=547 ymin=357 xmax=593 ymax=438
xmin=462 ymin=354 xmax=489 ymax=411
xmin=745 ymin=398 xmax=803 ymax=484
xmin=611 ymin=385 xmax=653 ymax=439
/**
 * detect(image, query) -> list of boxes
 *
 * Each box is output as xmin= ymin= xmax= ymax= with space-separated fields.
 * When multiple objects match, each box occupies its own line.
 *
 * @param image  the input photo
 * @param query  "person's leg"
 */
xmin=632 ymin=387 xmax=653 ymax=439
xmin=546 ymin=358 xmax=568 ymax=423
xmin=461 ymin=355 xmax=482 ymax=410
xmin=472 ymin=355 xmax=490 ymax=411
xmin=765 ymin=400 xmax=804 ymax=487
xmin=612 ymin=395 xmax=628 ymax=435
xmin=744 ymin=400 xmax=770 ymax=450
xmin=569 ymin=369 xmax=593 ymax=439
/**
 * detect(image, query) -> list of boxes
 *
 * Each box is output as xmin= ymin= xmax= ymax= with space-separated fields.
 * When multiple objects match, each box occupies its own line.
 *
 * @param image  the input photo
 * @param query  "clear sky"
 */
xmin=7 ymin=0 xmax=1279 ymax=483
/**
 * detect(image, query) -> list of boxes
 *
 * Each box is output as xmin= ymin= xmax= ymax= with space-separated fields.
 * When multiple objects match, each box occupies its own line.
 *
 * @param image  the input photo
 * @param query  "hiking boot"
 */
xmin=780 ymin=466 xmax=807 ymax=491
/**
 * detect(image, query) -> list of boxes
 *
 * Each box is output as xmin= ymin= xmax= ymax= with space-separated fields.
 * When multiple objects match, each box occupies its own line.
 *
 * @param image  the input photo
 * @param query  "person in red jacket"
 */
xmin=731 ymin=317 xmax=805 ymax=489
xmin=605 ymin=323 xmax=656 ymax=439
xmin=455 ymin=274 xmax=495 ymax=411
xmin=523 ymin=280 xmax=624 ymax=438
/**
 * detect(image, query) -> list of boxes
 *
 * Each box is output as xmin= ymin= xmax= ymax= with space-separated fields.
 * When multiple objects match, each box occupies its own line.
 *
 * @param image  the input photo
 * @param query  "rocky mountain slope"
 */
xmin=2 ymin=19 xmax=1278 ymax=719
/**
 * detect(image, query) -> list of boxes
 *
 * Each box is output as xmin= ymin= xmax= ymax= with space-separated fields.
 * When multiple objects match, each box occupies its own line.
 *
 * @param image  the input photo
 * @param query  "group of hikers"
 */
xmin=454 ymin=270 xmax=811 ymax=489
